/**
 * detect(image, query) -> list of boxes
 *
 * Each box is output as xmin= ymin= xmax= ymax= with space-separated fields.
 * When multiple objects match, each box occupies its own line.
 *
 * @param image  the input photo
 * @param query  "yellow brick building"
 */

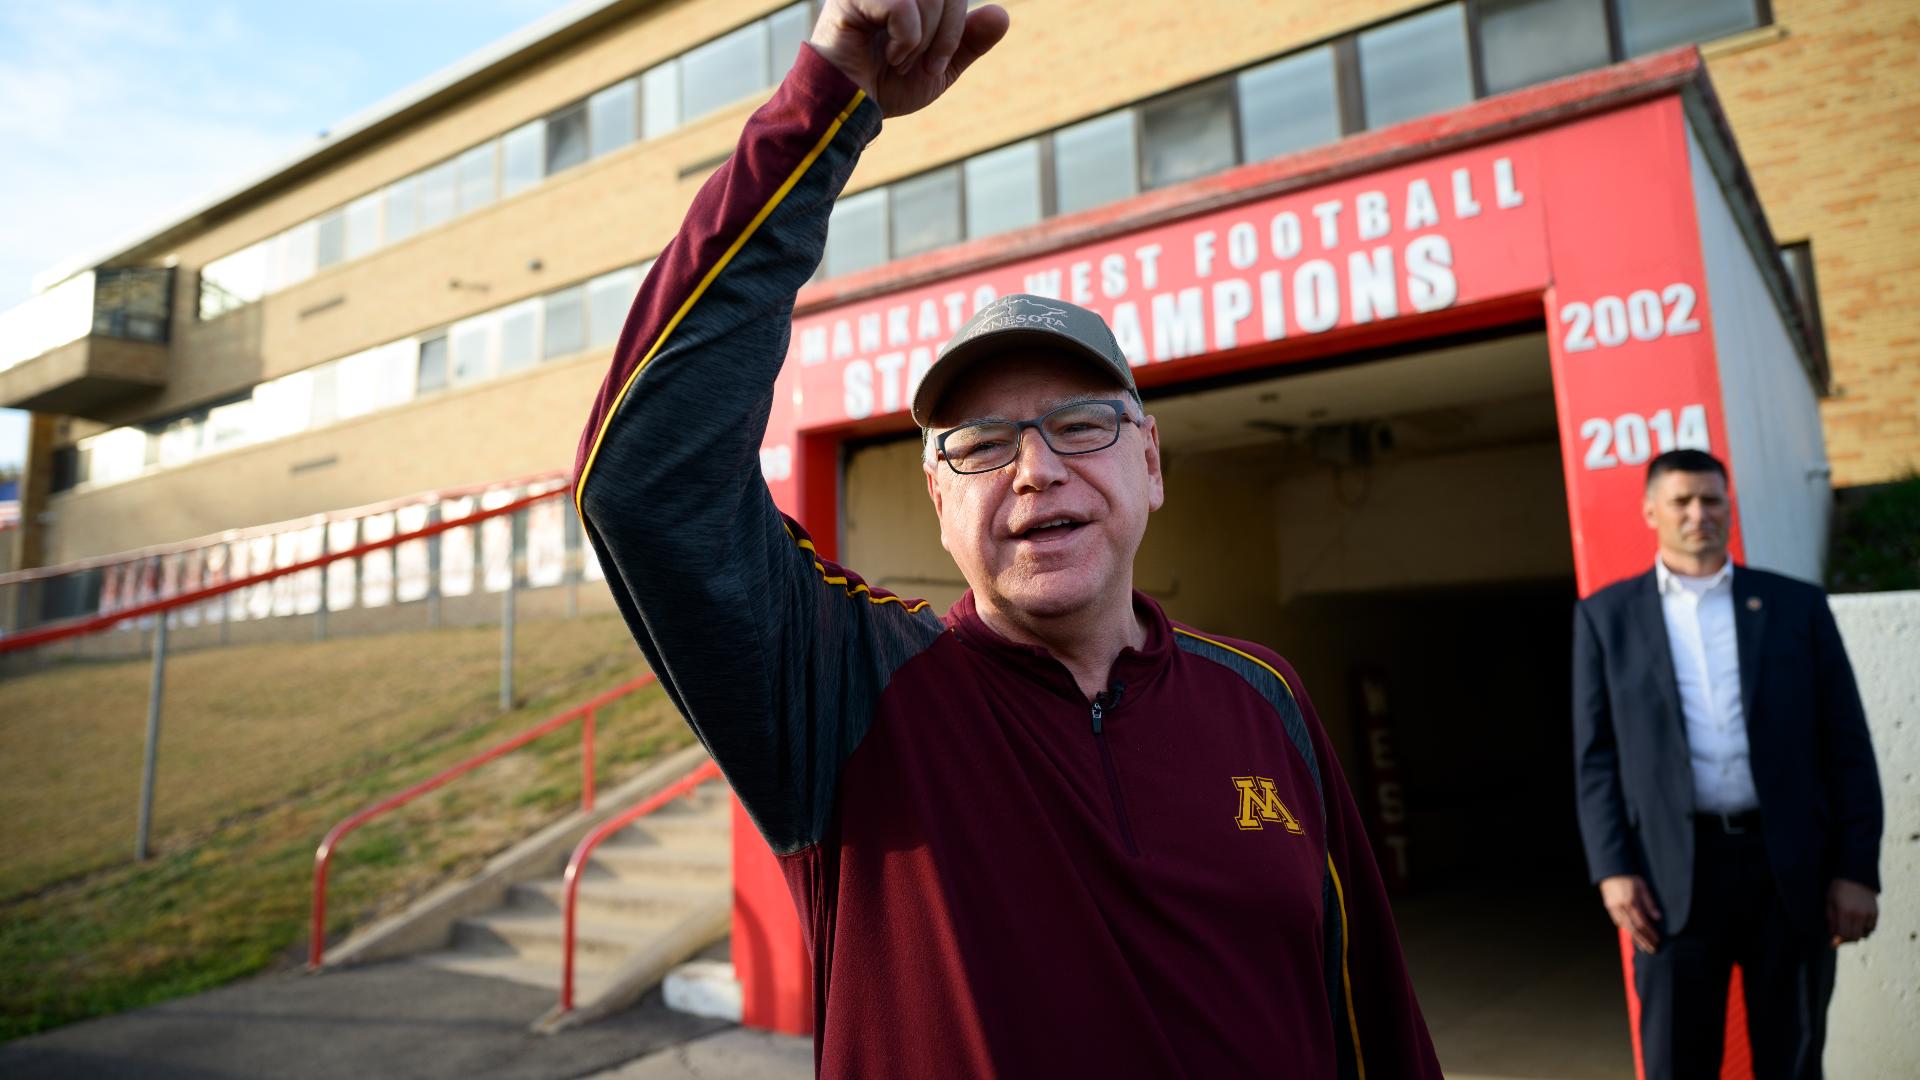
xmin=0 ymin=0 xmax=1912 ymax=569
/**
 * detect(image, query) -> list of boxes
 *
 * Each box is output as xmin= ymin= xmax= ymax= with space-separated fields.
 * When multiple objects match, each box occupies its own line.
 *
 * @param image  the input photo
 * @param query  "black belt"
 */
xmin=1694 ymin=809 xmax=1762 ymax=835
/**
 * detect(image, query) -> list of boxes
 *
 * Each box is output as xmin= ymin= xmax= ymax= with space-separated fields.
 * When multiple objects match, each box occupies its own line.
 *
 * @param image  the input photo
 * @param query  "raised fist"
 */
xmin=808 ymin=0 xmax=1009 ymax=117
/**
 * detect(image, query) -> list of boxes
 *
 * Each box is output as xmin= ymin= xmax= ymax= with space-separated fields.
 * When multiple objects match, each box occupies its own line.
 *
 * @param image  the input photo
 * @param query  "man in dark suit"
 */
xmin=1572 ymin=449 xmax=1882 ymax=1079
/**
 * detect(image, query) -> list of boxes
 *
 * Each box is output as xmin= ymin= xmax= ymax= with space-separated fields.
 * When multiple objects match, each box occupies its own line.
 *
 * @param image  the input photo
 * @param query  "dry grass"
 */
xmin=0 ymin=613 xmax=697 ymax=1040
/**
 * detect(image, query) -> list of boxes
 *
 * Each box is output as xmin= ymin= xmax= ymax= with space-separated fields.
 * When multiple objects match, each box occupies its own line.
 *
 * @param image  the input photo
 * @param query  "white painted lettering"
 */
xmin=1259 ymin=270 xmax=1286 ymax=341
xmin=1101 ymin=253 xmax=1128 ymax=299
xmin=943 ymin=291 xmax=968 ymax=332
xmin=907 ymin=346 xmax=934 ymax=403
xmin=1294 ymin=260 xmax=1339 ymax=333
xmin=1271 ymin=211 xmax=1303 ymax=260
xmin=1135 ymin=244 xmax=1163 ymax=290
xmin=843 ymin=359 xmax=874 ymax=419
xmin=1451 ymin=167 xmax=1481 ymax=219
xmin=886 ymin=305 xmax=912 ymax=346
xmin=1312 ymin=200 xmax=1343 ymax=249
xmin=1494 ymin=157 xmax=1524 ymax=209
xmin=1070 ymin=260 xmax=1094 ymax=304
xmin=874 ymin=351 xmax=907 ymax=413
xmin=1194 ymin=231 xmax=1218 ymax=278
xmin=831 ymin=319 xmax=854 ymax=360
xmin=1356 ymin=191 xmax=1391 ymax=242
xmin=1348 ymin=246 xmax=1398 ymax=324
xmin=857 ymin=313 xmax=882 ymax=353
xmin=1404 ymin=178 xmax=1440 ymax=231
xmin=1110 ymin=302 xmax=1148 ymax=366
xmin=800 ymin=326 xmax=828 ymax=366
xmin=1024 ymin=269 xmax=1063 ymax=298
xmin=1213 ymin=278 xmax=1254 ymax=349
xmin=1405 ymin=235 xmax=1458 ymax=312
xmin=1151 ymin=288 xmax=1207 ymax=361
xmin=1227 ymin=222 xmax=1259 ymax=270
xmin=917 ymin=300 xmax=942 ymax=341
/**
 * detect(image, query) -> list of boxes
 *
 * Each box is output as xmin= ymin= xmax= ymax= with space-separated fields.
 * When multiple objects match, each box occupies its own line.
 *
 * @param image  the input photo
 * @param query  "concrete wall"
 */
xmin=1825 ymin=590 xmax=1920 ymax=1078
xmin=1688 ymin=126 xmax=1830 ymax=584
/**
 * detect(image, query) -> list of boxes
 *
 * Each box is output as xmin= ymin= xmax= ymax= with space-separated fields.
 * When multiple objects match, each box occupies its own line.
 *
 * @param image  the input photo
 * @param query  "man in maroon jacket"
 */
xmin=573 ymin=1 xmax=1440 ymax=1075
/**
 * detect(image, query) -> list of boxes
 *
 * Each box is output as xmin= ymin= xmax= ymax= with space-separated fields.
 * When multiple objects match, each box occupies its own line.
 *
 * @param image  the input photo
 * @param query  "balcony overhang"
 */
xmin=0 ymin=334 xmax=168 ymax=419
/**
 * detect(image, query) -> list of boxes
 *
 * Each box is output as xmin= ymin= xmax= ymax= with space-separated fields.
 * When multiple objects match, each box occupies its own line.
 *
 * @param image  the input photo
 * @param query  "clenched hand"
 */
xmin=1600 ymin=874 xmax=1664 ymax=954
xmin=808 ymin=0 xmax=1010 ymax=117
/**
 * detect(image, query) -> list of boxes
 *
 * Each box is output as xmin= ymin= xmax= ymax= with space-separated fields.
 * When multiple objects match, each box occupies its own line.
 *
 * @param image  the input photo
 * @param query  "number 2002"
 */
xmin=1561 ymin=283 xmax=1700 ymax=352
xmin=1582 ymin=406 xmax=1710 ymax=470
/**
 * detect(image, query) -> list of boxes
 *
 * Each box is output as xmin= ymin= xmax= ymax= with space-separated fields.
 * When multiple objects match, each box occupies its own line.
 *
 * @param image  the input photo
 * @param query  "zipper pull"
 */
xmin=1090 ymin=682 xmax=1126 ymax=735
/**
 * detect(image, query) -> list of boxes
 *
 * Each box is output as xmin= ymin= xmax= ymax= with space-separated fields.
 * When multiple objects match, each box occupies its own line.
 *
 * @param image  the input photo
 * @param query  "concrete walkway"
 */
xmin=0 ymin=959 xmax=731 ymax=1080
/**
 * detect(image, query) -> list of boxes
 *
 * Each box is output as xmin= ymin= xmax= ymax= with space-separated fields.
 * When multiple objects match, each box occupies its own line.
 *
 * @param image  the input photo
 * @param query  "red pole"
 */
xmin=581 ymin=707 xmax=597 ymax=813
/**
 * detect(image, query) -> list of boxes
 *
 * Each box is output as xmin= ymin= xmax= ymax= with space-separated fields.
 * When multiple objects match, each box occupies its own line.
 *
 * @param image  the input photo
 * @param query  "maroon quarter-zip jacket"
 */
xmin=573 ymin=44 xmax=1441 ymax=1080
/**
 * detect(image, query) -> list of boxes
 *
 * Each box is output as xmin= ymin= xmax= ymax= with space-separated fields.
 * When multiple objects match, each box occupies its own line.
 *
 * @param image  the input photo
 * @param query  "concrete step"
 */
xmin=451 ymin=903 xmax=669 ymax=964
xmin=413 ymin=941 xmax=617 ymax=999
xmin=513 ymin=878 xmax=725 ymax=921
xmin=618 ymin=809 xmax=732 ymax=849
xmin=588 ymin=844 xmax=731 ymax=885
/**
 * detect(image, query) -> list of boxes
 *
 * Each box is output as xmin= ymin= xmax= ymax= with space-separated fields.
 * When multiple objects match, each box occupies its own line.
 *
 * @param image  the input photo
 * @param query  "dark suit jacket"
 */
xmin=1572 ymin=564 xmax=1881 ymax=939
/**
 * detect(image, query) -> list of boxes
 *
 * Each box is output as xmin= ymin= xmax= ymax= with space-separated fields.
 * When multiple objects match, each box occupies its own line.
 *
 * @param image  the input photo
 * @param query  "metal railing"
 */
xmin=558 ymin=758 xmax=725 ymax=1013
xmin=308 ymin=672 xmax=662 ymax=970
xmin=0 ymin=482 xmax=572 ymax=861
xmin=0 ymin=469 xmax=575 ymax=640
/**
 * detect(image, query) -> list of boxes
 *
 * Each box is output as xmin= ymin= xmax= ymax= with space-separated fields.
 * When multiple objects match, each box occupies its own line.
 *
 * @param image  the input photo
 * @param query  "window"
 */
xmin=768 ymin=3 xmax=812 ymax=72
xmin=418 ymin=159 xmax=459 ymax=230
xmin=1358 ymin=4 xmax=1474 ymax=129
xmin=1479 ymin=0 xmax=1611 ymax=94
xmin=641 ymin=61 xmax=681 ymax=139
xmin=825 ymin=188 xmax=889 ymax=278
xmin=891 ymin=167 xmax=962 ymax=259
xmin=314 ymin=210 xmax=347 ymax=270
xmin=543 ymin=285 xmax=587 ymax=358
xmin=497 ymin=299 xmax=542 ymax=374
xmin=344 ymin=193 xmax=383 ymax=260
xmin=682 ymin=20 xmax=771 ymax=121
xmin=308 ymin=362 xmax=339 ymax=428
xmin=1617 ymin=0 xmax=1763 ymax=56
xmin=200 ymin=245 xmax=265 ymax=319
xmin=417 ymin=333 xmax=450 ymax=394
xmin=1238 ymin=47 xmax=1340 ymax=161
xmin=964 ymin=139 xmax=1043 ymax=239
xmin=1054 ymin=111 xmax=1138 ymax=216
xmin=1779 ymin=241 xmax=1829 ymax=380
xmin=449 ymin=314 xmax=499 ymax=385
xmin=251 ymin=371 xmax=313 ymax=440
xmin=545 ymin=103 xmax=590 ymax=175
xmin=587 ymin=266 xmax=641 ymax=349
xmin=384 ymin=175 xmax=420 ymax=243
xmin=281 ymin=220 xmax=319 ymax=286
xmin=1142 ymin=82 xmax=1238 ymax=190
xmin=334 ymin=348 xmax=385 ymax=419
xmin=456 ymin=142 xmax=498 ymax=212
xmin=502 ymin=120 xmax=545 ymax=197
xmin=588 ymin=79 xmax=638 ymax=158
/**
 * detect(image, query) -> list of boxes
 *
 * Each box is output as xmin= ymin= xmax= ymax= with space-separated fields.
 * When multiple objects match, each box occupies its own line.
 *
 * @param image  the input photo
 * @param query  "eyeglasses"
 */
xmin=934 ymin=399 xmax=1139 ymax=476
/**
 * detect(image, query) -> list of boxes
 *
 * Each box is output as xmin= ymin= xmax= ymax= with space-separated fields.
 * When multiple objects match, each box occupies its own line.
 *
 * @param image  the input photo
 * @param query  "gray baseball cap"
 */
xmin=910 ymin=293 xmax=1140 ymax=428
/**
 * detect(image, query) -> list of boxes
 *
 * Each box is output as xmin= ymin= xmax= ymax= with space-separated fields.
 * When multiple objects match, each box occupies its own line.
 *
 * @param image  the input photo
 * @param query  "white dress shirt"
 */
xmin=1656 ymin=558 xmax=1760 ymax=814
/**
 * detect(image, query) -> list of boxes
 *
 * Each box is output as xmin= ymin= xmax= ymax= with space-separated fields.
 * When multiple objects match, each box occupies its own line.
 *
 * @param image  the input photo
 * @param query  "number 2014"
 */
xmin=1561 ymin=283 xmax=1700 ymax=352
xmin=1581 ymin=406 xmax=1709 ymax=470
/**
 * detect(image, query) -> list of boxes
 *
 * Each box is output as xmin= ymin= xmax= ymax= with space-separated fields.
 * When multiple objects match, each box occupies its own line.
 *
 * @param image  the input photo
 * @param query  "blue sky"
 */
xmin=0 ymin=0 xmax=574 ymax=472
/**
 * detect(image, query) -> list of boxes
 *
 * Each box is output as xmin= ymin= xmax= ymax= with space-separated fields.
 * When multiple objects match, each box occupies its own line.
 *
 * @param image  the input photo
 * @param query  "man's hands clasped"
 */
xmin=808 ymin=0 xmax=1009 ymax=117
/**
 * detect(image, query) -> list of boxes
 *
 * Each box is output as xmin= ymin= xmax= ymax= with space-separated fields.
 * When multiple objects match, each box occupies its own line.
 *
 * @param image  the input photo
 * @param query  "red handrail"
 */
xmin=0 ymin=486 xmax=562 ymax=654
xmin=558 ymin=758 xmax=725 ymax=1012
xmin=308 ymin=672 xmax=659 ymax=970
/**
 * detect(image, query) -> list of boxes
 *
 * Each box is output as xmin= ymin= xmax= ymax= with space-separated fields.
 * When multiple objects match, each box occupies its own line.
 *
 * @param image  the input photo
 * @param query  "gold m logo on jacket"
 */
xmin=1233 ymin=776 xmax=1305 ymax=833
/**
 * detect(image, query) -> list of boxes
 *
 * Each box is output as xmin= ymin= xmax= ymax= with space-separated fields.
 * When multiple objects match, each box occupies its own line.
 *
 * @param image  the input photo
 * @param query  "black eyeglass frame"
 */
xmin=933 ymin=399 xmax=1141 ymax=476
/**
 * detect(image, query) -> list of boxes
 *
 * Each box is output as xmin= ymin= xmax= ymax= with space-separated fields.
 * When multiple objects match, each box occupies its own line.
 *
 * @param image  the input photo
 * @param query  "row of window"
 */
xmin=66 ymin=262 xmax=650 ymax=491
xmin=819 ymin=0 xmax=1767 ymax=277
xmin=196 ymin=2 xmax=813 ymax=320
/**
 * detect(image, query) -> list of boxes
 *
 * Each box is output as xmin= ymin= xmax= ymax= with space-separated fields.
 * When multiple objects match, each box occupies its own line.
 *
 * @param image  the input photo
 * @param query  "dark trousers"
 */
xmin=1633 ymin=819 xmax=1837 ymax=1080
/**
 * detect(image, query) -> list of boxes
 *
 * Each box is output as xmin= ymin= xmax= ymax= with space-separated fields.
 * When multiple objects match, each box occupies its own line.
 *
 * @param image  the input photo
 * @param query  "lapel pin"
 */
xmin=1747 ymin=597 xmax=1762 ymax=611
